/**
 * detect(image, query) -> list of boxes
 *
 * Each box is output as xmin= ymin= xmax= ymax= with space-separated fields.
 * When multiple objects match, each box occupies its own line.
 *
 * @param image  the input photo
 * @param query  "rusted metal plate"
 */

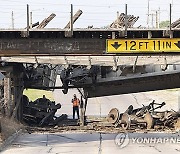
xmin=0 ymin=38 xmax=106 ymax=56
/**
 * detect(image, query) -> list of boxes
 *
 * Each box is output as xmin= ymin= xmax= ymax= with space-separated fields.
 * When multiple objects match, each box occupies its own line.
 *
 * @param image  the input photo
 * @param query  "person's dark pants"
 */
xmin=73 ymin=106 xmax=79 ymax=119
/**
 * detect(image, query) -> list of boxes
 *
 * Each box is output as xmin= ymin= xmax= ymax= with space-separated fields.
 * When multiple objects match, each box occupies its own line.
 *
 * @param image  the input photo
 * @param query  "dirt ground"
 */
xmin=175 ymin=118 xmax=180 ymax=131
xmin=0 ymin=117 xmax=23 ymax=141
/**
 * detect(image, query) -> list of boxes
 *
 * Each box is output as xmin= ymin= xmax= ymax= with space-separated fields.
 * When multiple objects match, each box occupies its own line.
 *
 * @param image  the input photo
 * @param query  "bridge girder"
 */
xmin=0 ymin=29 xmax=180 ymax=56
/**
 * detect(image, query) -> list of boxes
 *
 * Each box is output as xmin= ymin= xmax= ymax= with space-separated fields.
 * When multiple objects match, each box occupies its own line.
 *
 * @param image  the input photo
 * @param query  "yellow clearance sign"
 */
xmin=106 ymin=39 xmax=180 ymax=53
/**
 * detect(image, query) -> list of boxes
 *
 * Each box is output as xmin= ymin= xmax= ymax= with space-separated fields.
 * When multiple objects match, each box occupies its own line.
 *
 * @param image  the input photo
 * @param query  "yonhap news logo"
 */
xmin=114 ymin=133 xmax=130 ymax=148
xmin=114 ymin=133 xmax=180 ymax=148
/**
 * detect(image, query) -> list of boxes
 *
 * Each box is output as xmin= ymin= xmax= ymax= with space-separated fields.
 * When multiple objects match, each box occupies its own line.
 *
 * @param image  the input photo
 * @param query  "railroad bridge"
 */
xmin=1 ymin=28 xmax=180 ymax=124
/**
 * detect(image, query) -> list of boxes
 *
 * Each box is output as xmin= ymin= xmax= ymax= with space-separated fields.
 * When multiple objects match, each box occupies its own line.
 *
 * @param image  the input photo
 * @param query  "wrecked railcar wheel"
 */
xmin=107 ymin=108 xmax=120 ymax=124
xmin=120 ymin=112 xmax=154 ymax=130
xmin=144 ymin=112 xmax=154 ymax=129
xmin=121 ymin=113 xmax=130 ymax=130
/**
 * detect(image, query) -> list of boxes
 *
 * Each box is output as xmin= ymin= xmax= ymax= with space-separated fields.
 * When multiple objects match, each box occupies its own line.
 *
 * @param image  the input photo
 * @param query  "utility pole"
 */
xmin=151 ymin=10 xmax=159 ymax=28
xmin=125 ymin=4 xmax=128 ymax=38
xmin=27 ymin=4 xmax=29 ymax=36
xmin=151 ymin=13 xmax=154 ymax=28
xmin=70 ymin=4 xmax=73 ymax=36
xmin=30 ymin=12 xmax=32 ymax=29
xmin=170 ymin=3 xmax=173 ymax=38
xmin=117 ymin=11 xmax=119 ymax=23
xmin=11 ymin=11 xmax=14 ymax=29
xmin=147 ymin=0 xmax=150 ymax=28
xmin=155 ymin=11 xmax=158 ymax=28
xmin=170 ymin=3 xmax=172 ymax=31
xmin=158 ymin=7 xmax=161 ymax=27
xmin=149 ymin=13 xmax=155 ymax=28
xmin=157 ymin=7 xmax=167 ymax=28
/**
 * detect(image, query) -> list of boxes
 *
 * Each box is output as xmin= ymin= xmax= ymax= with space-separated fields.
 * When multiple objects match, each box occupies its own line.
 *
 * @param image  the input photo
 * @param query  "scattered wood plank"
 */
xmin=64 ymin=9 xmax=83 ymax=29
xmin=37 ymin=13 xmax=56 ymax=29
xmin=110 ymin=13 xmax=139 ymax=28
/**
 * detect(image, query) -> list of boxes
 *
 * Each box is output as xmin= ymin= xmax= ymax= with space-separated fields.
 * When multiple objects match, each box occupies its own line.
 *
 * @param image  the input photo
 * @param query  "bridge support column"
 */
xmin=178 ymin=91 xmax=180 ymax=112
xmin=80 ymin=96 xmax=85 ymax=126
xmin=11 ymin=66 xmax=24 ymax=122
xmin=4 ymin=76 xmax=12 ymax=117
xmin=11 ymin=74 xmax=24 ymax=122
xmin=80 ymin=97 xmax=88 ymax=127
xmin=0 ymin=64 xmax=24 ymax=122
xmin=78 ymin=89 xmax=88 ymax=127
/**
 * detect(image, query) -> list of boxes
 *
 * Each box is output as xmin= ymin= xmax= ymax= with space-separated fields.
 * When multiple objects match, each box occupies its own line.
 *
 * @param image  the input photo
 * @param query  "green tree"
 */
xmin=159 ymin=20 xmax=170 ymax=28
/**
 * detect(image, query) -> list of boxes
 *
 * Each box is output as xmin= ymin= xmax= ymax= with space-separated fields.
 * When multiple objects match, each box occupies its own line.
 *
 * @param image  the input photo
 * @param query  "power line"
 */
xmin=0 ymin=0 xmax=69 ymax=6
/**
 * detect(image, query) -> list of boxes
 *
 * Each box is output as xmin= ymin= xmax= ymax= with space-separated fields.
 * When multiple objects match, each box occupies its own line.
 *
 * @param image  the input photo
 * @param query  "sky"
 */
xmin=0 ymin=0 xmax=179 ymax=29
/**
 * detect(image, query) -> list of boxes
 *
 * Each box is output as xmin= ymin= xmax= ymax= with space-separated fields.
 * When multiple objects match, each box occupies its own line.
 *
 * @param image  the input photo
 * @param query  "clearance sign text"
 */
xmin=106 ymin=39 xmax=180 ymax=53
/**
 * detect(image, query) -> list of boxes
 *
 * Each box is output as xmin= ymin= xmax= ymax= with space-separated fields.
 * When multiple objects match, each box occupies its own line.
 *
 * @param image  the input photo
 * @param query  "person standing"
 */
xmin=72 ymin=94 xmax=80 ymax=119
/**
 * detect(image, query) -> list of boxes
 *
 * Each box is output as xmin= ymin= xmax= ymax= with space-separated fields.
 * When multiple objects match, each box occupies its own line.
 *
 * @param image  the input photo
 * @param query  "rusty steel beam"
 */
xmin=0 ymin=29 xmax=180 ymax=56
xmin=0 ymin=38 xmax=106 ymax=56
xmin=1 ymin=37 xmax=180 ymax=56
xmin=84 ymin=71 xmax=180 ymax=98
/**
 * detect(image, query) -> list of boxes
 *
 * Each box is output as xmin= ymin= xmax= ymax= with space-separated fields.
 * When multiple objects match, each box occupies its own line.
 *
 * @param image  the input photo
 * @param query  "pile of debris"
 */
xmin=22 ymin=95 xmax=67 ymax=126
xmin=171 ymin=18 xmax=180 ymax=28
xmin=110 ymin=13 xmax=139 ymax=28
xmin=107 ymin=100 xmax=180 ymax=130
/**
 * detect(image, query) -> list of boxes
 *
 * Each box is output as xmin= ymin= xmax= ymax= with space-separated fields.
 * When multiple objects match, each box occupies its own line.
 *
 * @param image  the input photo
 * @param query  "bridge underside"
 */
xmin=84 ymin=71 xmax=180 ymax=98
xmin=2 ymin=55 xmax=180 ymax=98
